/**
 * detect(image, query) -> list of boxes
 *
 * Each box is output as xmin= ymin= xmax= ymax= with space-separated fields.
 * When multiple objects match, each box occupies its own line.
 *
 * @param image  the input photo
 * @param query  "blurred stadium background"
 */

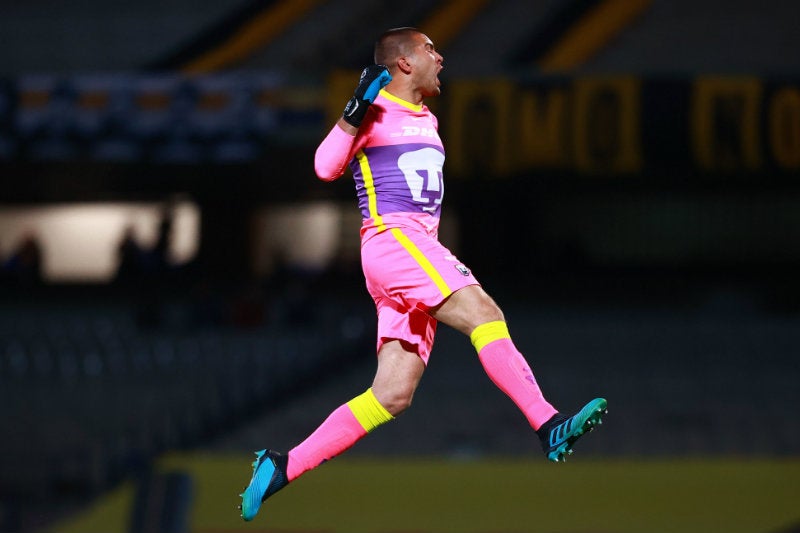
xmin=1 ymin=0 xmax=799 ymax=532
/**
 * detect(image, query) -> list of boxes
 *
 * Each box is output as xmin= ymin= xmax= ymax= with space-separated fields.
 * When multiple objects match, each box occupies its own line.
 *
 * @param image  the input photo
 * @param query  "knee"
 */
xmin=373 ymin=384 xmax=415 ymax=416
xmin=465 ymin=292 xmax=505 ymax=333
xmin=476 ymin=297 xmax=504 ymax=324
xmin=433 ymin=285 xmax=505 ymax=335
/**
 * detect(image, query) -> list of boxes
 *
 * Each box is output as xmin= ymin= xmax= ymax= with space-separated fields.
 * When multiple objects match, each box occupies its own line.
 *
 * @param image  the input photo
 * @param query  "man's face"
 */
xmin=408 ymin=33 xmax=444 ymax=97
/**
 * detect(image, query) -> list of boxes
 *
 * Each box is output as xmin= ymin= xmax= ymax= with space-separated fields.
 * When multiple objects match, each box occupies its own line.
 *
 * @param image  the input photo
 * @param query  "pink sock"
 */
xmin=477 ymin=337 xmax=558 ymax=430
xmin=286 ymin=404 xmax=367 ymax=481
xmin=286 ymin=388 xmax=394 ymax=481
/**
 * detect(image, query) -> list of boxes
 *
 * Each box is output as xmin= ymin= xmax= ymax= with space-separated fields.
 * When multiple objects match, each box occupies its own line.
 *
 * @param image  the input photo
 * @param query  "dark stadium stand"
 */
xmin=0 ymin=286 xmax=373 ymax=530
xmin=209 ymin=276 xmax=800 ymax=459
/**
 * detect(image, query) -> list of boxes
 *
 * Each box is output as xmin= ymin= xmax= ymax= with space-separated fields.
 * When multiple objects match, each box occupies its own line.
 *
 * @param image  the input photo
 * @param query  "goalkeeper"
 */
xmin=239 ymin=27 xmax=607 ymax=522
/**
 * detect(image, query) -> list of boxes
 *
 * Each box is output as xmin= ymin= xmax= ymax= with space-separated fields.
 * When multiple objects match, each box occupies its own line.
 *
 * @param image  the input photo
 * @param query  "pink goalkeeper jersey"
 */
xmin=348 ymin=90 xmax=444 ymax=232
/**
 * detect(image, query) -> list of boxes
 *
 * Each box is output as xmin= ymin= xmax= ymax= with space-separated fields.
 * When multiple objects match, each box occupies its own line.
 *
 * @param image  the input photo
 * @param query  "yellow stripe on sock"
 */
xmin=347 ymin=388 xmax=394 ymax=433
xmin=390 ymin=228 xmax=452 ymax=299
xmin=470 ymin=320 xmax=510 ymax=353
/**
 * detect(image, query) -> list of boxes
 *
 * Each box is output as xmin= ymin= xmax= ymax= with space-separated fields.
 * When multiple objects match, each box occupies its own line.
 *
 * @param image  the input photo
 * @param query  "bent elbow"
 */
xmin=314 ymin=161 xmax=340 ymax=182
xmin=314 ymin=148 xmax=346 ymax=182
xmin=314 ymin=123 xmax=356 ymax=181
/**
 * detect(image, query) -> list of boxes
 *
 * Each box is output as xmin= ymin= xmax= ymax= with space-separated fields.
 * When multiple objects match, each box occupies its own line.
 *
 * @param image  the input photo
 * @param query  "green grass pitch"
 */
xmin=56 ymin=454 xmax=800 ymax=533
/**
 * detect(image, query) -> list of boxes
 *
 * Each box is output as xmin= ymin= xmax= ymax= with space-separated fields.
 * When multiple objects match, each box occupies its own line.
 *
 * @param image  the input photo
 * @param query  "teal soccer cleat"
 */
xmin=538 ymin=398 xmax=607 ymax=462
xmin=239 ymin=449 xmax=288 ymax=521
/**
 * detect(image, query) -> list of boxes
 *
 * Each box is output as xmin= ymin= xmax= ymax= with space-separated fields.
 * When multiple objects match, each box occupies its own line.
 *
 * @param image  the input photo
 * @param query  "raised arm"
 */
xmin=314 ymin=119 xmax=358 ymax=182
xmin=313 ymin=65 xmax=391 ymax=182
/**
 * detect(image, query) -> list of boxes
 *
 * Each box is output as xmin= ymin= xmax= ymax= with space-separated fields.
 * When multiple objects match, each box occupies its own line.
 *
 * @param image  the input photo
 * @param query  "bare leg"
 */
xmin=371 ymin=339 xmax=426 ymax=416
xmin=432 ymin=284 xmax=558 ymax=430
xmin=430 ymin=284 xmax=504 ymax=335
xmin=286 ymin=340 xmax=425 ymax=480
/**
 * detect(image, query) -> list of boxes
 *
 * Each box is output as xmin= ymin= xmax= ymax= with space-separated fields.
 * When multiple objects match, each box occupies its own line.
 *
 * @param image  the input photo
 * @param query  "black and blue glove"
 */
xmin=342 ymin=64 xmax=392 ymax=128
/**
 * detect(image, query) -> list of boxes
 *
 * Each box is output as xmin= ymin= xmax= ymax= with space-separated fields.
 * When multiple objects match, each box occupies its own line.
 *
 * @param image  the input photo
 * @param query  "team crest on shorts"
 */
xmin=455 ymin=263 xmax=471 ymax=276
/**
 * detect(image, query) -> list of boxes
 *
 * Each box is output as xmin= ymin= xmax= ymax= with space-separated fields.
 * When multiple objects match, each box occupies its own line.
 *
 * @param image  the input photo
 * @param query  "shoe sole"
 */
xmin=547 ymin=398 xmax=607 ymax=462
xmin=240 ymin=449 xmax=275 ymax=521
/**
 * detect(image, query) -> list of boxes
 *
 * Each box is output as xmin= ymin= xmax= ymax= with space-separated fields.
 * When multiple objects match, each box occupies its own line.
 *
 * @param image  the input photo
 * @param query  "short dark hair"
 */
xmin=374 ymin=27 xmax=420 ymax=66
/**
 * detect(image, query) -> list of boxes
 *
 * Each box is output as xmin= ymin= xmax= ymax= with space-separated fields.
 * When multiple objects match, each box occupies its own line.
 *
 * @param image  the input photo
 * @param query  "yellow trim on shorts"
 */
xmin=347 ymin=388 xmax=394 ymax=432
xmin=390 ymin=227 xmax=452 ymax=299
xmin=470 ymin=320 xmax=510 ymax=353
xmin=356 ymin=149 xmax=386 ymax=232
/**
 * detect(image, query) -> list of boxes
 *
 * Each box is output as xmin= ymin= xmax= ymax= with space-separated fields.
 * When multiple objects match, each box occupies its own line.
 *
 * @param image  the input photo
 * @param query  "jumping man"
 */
xmin=239 ymin=27 xmax=607 ymax=522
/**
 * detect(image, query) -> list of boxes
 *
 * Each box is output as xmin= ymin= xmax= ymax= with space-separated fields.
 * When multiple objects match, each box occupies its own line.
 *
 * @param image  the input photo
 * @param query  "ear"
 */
xmin=397 ymin=55 xmax=413 ymax=75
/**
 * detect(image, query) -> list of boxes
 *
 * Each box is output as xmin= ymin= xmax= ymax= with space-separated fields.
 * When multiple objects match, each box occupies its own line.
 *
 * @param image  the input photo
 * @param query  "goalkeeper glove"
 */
xmin=342 ymin=64 xmax=392 ymax=128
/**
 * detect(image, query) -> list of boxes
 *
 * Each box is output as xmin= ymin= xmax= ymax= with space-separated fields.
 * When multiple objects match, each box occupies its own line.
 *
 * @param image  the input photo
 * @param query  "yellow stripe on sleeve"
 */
xmin=470 ymin=320 xmax=511 ymax=353
xmin=390 ymin=228 xmax=452 ymax=299
xmin=347 ymin=388 xmax=394 ymax=433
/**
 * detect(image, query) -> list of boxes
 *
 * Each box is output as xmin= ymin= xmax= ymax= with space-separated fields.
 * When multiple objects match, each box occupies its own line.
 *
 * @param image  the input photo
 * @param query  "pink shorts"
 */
xmin=360 ymin=218 xmax=479 ymax=364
